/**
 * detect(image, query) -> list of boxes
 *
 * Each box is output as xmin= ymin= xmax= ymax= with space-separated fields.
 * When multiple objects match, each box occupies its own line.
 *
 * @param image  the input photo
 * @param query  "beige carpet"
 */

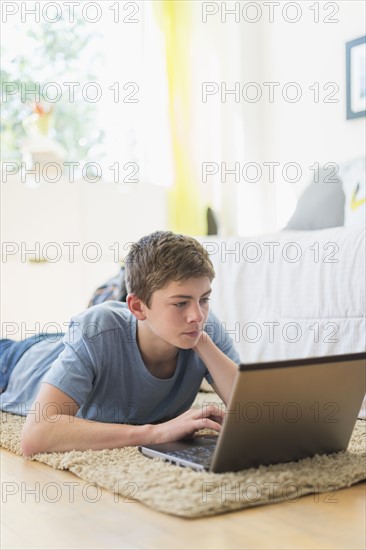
xmin=1 ymin=393 xmax=365 ymax=518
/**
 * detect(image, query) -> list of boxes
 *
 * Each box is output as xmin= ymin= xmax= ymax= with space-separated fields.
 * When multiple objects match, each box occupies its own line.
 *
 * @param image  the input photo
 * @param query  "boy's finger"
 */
xmin=208 ymin=414 xmax=224 ymax=425
xmin=201 ymin=404 xmax=224 ymax=417
xmin=204 ymin=419 xmax=221 ymax=431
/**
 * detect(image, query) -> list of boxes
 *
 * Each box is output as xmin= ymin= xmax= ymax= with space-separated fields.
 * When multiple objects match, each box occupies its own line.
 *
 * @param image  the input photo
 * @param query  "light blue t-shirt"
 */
xmin=1 ymin=302 xmax=240 ymax=424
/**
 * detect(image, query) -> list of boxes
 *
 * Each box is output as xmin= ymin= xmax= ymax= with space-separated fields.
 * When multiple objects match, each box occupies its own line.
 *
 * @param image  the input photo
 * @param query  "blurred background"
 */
xmin=1 ymin=0 xmax=365 ymax=334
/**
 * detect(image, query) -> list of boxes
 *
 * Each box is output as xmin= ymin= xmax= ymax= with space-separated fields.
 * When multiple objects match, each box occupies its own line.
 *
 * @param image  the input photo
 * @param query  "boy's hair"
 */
xmin=124 ymin=231 xmax=215 ymax=307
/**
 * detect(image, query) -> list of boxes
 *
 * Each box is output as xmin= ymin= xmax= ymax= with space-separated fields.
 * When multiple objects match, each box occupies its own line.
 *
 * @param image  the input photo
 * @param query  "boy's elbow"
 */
xmin=20 ymin=421 xmax=44 ymax=456
xmin=20 ymin=438 xmax=35 ymax=457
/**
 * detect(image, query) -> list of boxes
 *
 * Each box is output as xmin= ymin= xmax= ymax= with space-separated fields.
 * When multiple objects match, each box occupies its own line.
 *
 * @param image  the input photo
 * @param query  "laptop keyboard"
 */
xmin=165 ymin=443 xmax=217 ymax=468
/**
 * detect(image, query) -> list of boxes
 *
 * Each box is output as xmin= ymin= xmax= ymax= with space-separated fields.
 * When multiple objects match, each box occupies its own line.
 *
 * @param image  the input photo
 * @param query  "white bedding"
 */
xmin=200 ymin=226 xmax=365 ymax=361
xmin=198 ymin=227 xmax=366 ymax=416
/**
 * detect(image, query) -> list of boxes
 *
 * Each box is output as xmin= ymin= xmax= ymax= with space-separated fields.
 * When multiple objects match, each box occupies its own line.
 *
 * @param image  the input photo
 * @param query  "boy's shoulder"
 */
xmin=70 ymin=301 xmax=134 ymax=333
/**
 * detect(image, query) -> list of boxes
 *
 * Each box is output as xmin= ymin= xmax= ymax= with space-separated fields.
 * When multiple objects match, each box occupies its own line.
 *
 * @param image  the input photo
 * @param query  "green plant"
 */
xmin=1 ymin=17 xmax=104 ymax=163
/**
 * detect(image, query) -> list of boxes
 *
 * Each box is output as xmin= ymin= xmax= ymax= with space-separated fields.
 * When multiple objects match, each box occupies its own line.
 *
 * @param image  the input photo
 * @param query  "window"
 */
xmin=1 ymin=1 xmax=172 ymax=186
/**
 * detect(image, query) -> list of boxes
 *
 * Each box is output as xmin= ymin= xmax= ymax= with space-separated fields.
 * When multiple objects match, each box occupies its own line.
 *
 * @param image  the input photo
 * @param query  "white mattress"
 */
xmin=199 ymin=227 xmax=366 ymax=417
xmin=200 ymin=226 xmax=365 ymax=363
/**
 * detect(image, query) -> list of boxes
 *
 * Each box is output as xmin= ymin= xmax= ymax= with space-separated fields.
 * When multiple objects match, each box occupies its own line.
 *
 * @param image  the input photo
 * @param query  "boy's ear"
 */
xmin=127 ymin=294 xmax=147 ymax=320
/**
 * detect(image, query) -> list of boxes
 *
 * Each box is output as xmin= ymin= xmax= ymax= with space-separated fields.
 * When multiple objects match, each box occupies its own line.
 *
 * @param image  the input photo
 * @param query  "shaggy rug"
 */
xmin=1 ymin=393 xmax=365 ymax=518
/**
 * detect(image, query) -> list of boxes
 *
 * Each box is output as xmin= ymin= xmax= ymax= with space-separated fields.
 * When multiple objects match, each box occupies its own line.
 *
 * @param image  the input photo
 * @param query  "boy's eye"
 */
xmin=173 ymin=298 xmax=210 ymax=308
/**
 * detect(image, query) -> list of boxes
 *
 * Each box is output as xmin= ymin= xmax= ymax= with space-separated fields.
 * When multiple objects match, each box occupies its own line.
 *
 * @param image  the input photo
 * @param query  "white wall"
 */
xmin=0 ymin=176 xmax=167 ymax=336
xmin=238 ymin=0 xmax=365 ymax=234
xmin=259 ymin=1 xmax=365 ymax=166
xmin=187 ymin=1 xmax=365 ymax=236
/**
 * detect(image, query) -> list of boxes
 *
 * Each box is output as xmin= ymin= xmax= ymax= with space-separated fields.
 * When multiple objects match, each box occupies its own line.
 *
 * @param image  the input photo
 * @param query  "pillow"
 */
xmin=88 ymin=266 xmax=127 ymax=307
xmin=339 ymin=158 xmax=366 ymax=227
xmin=284 ymin=167 xmax=345 ymax=230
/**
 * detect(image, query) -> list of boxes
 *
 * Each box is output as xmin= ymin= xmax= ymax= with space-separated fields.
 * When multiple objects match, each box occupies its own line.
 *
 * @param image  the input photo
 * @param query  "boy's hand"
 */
xmin=192 ymin=330 xmax=212 ymax=355
xmin=191 ymin=330 xmax=238 ymax=405
xmin=152 ymin=404 xmax=224 ymax=444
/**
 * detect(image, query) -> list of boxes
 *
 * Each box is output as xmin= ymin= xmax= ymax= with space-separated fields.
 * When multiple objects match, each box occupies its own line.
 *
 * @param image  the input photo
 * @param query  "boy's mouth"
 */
xmin=182 ymin=330 xmax=201 ymax=338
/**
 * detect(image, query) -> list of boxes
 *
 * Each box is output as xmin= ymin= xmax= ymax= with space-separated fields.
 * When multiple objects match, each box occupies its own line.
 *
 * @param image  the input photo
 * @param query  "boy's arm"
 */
xmin=21 ymin=383 xmax=224 ymax=456
xmin=193 ymin=333 xmax=239 ymax=404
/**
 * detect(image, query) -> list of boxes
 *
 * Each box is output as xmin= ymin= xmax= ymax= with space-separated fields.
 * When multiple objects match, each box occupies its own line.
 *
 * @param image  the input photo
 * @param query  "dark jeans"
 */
xmin=0 ymin=334 xmax=63 ymax=393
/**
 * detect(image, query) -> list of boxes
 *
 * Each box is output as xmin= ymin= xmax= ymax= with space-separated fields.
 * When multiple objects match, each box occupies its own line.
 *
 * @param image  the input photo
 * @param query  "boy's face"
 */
xmin=142 ymin=276 xmax=212 ymax=349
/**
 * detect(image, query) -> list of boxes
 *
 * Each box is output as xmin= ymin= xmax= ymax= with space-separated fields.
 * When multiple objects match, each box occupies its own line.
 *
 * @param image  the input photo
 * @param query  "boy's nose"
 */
xmin=187 ymin=303 xmax=205 ymax=324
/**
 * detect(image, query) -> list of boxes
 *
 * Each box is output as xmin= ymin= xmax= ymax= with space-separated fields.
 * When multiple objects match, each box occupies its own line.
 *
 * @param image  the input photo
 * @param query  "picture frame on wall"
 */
xmin=346 ymin=35 xmax=366 ymax=119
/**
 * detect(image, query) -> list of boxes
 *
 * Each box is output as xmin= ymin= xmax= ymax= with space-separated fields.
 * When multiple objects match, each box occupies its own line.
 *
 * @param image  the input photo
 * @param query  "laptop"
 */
xmin=139 ymin=352 xmax=366 ymax=473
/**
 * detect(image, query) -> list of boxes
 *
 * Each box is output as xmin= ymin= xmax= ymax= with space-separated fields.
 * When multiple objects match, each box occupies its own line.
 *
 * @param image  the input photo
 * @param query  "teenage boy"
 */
xmin=0 ymin=231 xmax=240 ymax=456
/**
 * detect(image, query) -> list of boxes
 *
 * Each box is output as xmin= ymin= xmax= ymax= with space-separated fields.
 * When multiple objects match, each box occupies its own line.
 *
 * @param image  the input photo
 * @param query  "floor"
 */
xmin=1 ymin=448 xmax=365 ymax=549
